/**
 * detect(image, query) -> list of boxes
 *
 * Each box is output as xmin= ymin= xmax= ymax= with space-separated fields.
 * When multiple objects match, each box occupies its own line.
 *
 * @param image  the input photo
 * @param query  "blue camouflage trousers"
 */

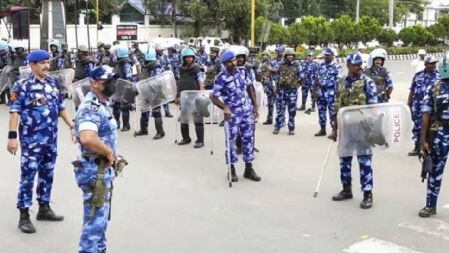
xmin=17 ymin=145 xmax=57 ymax=209
xmin=163 ymin=103 xmax=170 ymax=114
xmin=75 ymin=159 xmax=114 ymax=253
xmin=317 ymin=88 xmax=335 ymax=129
xmin=340 ymin=154 xmax=373 ymax=192
xmin=301 ymin=82 xmax=313 ymax=105
xmin=411 ymin=101 xmax=423 ymax=143
xmin=427 ymin=128 xmax=449 ymax=207
xmin=262 ymin=80 xmax=276 ymax=121
xmin=224 ymin=113 xmax=255 ymax=164
xmin=275 ymin=88 xmax=298 ymax=131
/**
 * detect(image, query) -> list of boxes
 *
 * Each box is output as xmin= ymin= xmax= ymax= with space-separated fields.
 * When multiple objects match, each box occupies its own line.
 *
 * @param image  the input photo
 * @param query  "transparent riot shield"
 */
xmin=337 ymin=102 xmax=413 ymax=157
xmin=254 ymin=81 xmax=264 ymax=113
xmin=179 ymin=90 xmax=214 ymax=124
xmin=136 ymin=71 xmax=177 ymax=112
xmin=111 ymin=78 xmax=136 ymax=104
xmin=0 ymin=68 xmax=8 ymax=93
xmin=71 ymin=78 xmax=91 ymax=108
xmin=48 ymin=69 xmax=75 ymax=95
xmin=19 ymin=66 xmax=31 ymax=79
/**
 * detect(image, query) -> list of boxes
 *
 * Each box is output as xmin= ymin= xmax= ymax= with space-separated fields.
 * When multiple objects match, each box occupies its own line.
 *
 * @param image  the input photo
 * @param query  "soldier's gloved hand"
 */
xmin=224 ymin=106 xmax=232 ymax=121
xmin=7 ymin=139 xmax=18 ymax=155
xmin=421 ymin=141 xmax=430 ymax=155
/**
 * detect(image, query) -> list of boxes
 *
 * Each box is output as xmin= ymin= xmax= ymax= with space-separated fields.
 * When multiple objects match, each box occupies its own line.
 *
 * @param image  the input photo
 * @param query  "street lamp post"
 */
xmin=389 ymin=0 xmax=394 ymax=28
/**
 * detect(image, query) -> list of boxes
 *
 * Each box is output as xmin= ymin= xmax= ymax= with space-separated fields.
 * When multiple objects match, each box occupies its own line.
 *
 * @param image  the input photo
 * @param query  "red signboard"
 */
xmin=116 ymin=25 xmax=137 ymax=40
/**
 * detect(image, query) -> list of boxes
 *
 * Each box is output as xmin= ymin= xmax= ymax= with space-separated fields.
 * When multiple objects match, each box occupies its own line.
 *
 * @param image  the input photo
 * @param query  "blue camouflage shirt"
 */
xmin=423 ymin=80 xmax=449 ymax=120
xmin=316 ymin=60 xmax=342 ymax=89
xmin=57 ymin=53 xmax=75 ymax=69
xmin=167 ymin=53 xmax=180 ymax=79
xmin=75 ymin=92 xmax=118 ymax=155
xmin=213 ymin=66 xmax=254 ymax=117
xmin=196 ymin=52 xmax=208 ymax=66
xmin=299 ymin=60 xmax=318 ymax=85
xmin=270 ymin=57 xmax=283 ymax=81
xmin=410 ymin=70 xmax=440 ymax=102
xmin=10 ymin=73 xmax=65 ymax=146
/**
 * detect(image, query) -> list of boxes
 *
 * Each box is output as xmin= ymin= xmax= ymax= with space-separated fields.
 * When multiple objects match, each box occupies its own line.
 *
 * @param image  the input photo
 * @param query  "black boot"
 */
xmin=298 ymin=102 xmax=306 ymax=111
xmin=165 ymin=111 xmax=173 ymax=118
xmin=36 ymin=203 xmax=64 ymax=221
xmin=263 ymin=119 xmax=272 ymax=125
xmin=273 ymin=129 xmax=280 ymax=135
xmin=408 ymin=142 xmax=420 ymax=156
xmin=134 ymin=115 xmax=148 ymax=137
xmin=332 ymin=184 xmax=353 ymax=201
xmin=193 ymin=124 xmax=204 ymax=149
xmin=314 ymin=127 xmax=326 ymax=137
xmin=418 ymin=206 xmax=437 ymax=218
xmin=18 ymin=208 xmax=36 ymax=234
xmin=228 ymin=164 xmax=238 ymax=182
xmin=121 ymin=108 xmax=130 ymax=132
xmin=178 ymin=124 xmax=191 ymax=145
xmin=360 ymin=191 xmax=373 ymax=209
xmin=153 ymin=117 xmax=165 ymax=140
xmin=243 ymin=163 xmax=261 ymax=182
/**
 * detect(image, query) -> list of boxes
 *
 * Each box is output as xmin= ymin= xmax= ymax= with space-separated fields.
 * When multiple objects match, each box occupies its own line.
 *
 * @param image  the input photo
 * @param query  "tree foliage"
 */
xmin=356 ymin=16 xmax=383 ymax=43
xmin=331 ymin=15 xmax=358 ymax=45
xmin=377 ymin=29 xmax=397 ymax=47
xmin=398 ymin=25 xmax=435 ymax=46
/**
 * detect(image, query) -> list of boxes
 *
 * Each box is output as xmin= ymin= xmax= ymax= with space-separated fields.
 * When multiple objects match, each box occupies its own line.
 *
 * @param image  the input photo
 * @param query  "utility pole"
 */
xmin=85 ymin=0 xmax=91 ymax=52
xmin=389 ymin=0 xmax=394 ymax=28
xmin=75 ymin=0 xmax=79 ymax=49
xmin=356 ymin=0 xmax=360 ymax=23
xmin=251 ymin=0 xmax=255 ymax=47
xmin=96 ymin=0 xmax=99 ymax=46
xmin=172 ymin=0 xmax=177 ymax=38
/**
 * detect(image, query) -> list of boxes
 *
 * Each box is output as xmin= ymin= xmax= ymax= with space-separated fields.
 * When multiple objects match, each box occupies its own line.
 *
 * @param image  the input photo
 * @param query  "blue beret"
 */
xmin=324 ymin=48 xmax=334 ymax=55
xmin=26 ymin=50 xmax=50 ymax=62
xmin=276 ymin=46 xmax=285 ymax=52
xmin=89 ymin=65 xmax=119 ymax=80
xmin=220 ymin=50 xmax=235 ymax=63
xmin=346 ymin=53 xmax=363 ymax=66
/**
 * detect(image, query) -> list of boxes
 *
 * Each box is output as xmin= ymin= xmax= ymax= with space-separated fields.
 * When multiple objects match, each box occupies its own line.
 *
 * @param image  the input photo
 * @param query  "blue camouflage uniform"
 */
xmin=10 ymin=73 xmax=65 ymax=209
xmin=141 ymin=61 xmax=165 ymax=127
xmin=337 ymin=74 xmax=378 ymax=192
xmin=213 ymin=67 xmax=255 ymax=164
xmin=316 ymin=60 xmax=342 ymax=129
xmin=167 ymin=53 xmax=180 ymax=79
xmin=112 ymin=58 xmax=132 ymax=128
xmin=364 ymin=66 xmax=393 ymax=103
xmin=422 ymin=79 xmax=449 ymax=208
xmin=275 ymin=61 xmax=301 ymax=131
xmin=299 ymin=59 xmax=318 ymax=105
xmin=74 ymin=91 xmax=118 ymax=253
xmin=57 ymin=52 xmax=75 ymax=69
xmin=196 ymin=51 xmax=208 ymax=66
xmin=270 ymin=56 xmax=283 ymax=83
xmin=409 ymin=69 xmax=440 ymax=143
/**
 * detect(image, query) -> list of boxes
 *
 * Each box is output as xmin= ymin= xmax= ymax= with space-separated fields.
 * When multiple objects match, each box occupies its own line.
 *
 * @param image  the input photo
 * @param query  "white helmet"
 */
xmin=368 ymin=48 xmax=388 ymax=67
xmin=418 ymin=49 xmax=427 ymax=55
xmin=233 ymin=46 xmax=249 ymax=57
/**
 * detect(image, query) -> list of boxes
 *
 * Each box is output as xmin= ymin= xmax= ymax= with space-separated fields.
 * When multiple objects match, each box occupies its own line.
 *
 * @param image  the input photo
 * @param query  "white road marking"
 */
xmin=344 ymin=238 xmax=423 ymax=253
xmin=398 ymin=219 xmax=449 ymax=240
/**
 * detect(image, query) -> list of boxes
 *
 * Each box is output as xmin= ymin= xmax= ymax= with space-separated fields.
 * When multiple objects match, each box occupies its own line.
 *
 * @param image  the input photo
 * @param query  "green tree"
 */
xmin=399 ymin=25 xmax=434 ymax=46
xmin=377 ymin=29 xmax=397 ymax=47
xmin=219 ymin=0 xmax=269 ymax=43
xmin=294 ymin=16 xmax=333 ymax=46
xmin=268 ymin=22 xmax=289 ymax=45
xmin=289 ymin=22 xmax=307 ymax=46
xmin=330 ymin=15 xmax=358 ymax=46
xmin=356 ymin=16 xmax=382 ymax=43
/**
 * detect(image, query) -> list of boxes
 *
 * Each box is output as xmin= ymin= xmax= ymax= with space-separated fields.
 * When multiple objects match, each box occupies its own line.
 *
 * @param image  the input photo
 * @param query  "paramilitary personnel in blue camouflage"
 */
xmin=7 ymin=50 xmax=75 ymax=234
xmin=211 ymin=50 xmax=261 ymax=183
xmin=134 ymin=47 xmax=166 ymax=139
xmin=258 ymin=50 xmax=276 ymax=125
xmin=74 ymin=45 xmax=95 ymax=82
xmin=314 ymin=48 xmax=342 ymax=138
xmin=74 ymin=65 xmax=123 ymax=253
xmin=419 ymin=56 xmax=449 ymax=218
xmin=298 ymin=50 xmax=318 ymax=111
xmin=112 ymin=45 xmax=133 ymax=131
xmin=407 ymin=56 xmax=440 ymax=156
xmin=330 ymin=52 xmax=378 ymax=210
xmin=363 ymin=50 xmax=393 ymax=103
xmin=273 ymin=48 xmax=301 ymax=135
xmin=155 ymin=45 xmax=173 ymax=117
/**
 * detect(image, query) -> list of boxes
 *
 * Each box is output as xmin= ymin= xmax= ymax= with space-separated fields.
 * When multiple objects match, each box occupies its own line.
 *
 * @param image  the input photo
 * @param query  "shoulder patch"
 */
xmin=10 ymin=92 xmax=18 ymax=102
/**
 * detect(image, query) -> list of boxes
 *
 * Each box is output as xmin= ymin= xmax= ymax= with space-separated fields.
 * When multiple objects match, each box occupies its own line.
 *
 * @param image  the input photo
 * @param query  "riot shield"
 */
xmin=136 ymin=71 xmax=177 ymax=112
xmin=0 ymin=68 xmax=8 ymax=93
xmin=19 ymin=66 xmax=31 ymax=79
xmin=337 ymin=103 xmax=413 ymax=157
xmin=71 ymin=78 xmax=91 ymax=108
xmin=48 ymin=69 xmax=75 ymax=95
xmin=179 ymin=90 xmax=214 ymax=124
xmin=111 ymin=78 xmax=136 ymax=104
xmin=254 ymin=81 xmax=264 ymax=113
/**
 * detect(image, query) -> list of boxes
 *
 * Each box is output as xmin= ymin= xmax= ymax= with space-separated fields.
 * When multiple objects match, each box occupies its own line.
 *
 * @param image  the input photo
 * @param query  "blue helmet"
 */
xmin=220 ymin=50 xmax=235 ymax=63
xmin=181 ymin=48 xmax=195 ymax=60
xmin=0 ymin=40 xmax=7 ymax=51
xmin=116 ymin=46 xmax=129 ymax=58
xmin=144 ymin=47 xmax=157 ymax=61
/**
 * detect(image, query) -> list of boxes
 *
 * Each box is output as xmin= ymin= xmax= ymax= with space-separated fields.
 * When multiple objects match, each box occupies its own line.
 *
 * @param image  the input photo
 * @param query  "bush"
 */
xmin=378 ymin=29 xmax=397 ymax=47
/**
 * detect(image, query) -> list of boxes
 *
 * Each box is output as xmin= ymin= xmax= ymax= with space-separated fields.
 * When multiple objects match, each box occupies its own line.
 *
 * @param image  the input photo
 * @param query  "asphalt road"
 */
xmin=0 ymin=59 xmax=448 ymax=253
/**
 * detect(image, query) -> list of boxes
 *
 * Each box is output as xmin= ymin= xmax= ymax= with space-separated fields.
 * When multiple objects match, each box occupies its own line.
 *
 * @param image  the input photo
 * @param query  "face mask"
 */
xmin=100 ymin=79 xmax=116 ymax=97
